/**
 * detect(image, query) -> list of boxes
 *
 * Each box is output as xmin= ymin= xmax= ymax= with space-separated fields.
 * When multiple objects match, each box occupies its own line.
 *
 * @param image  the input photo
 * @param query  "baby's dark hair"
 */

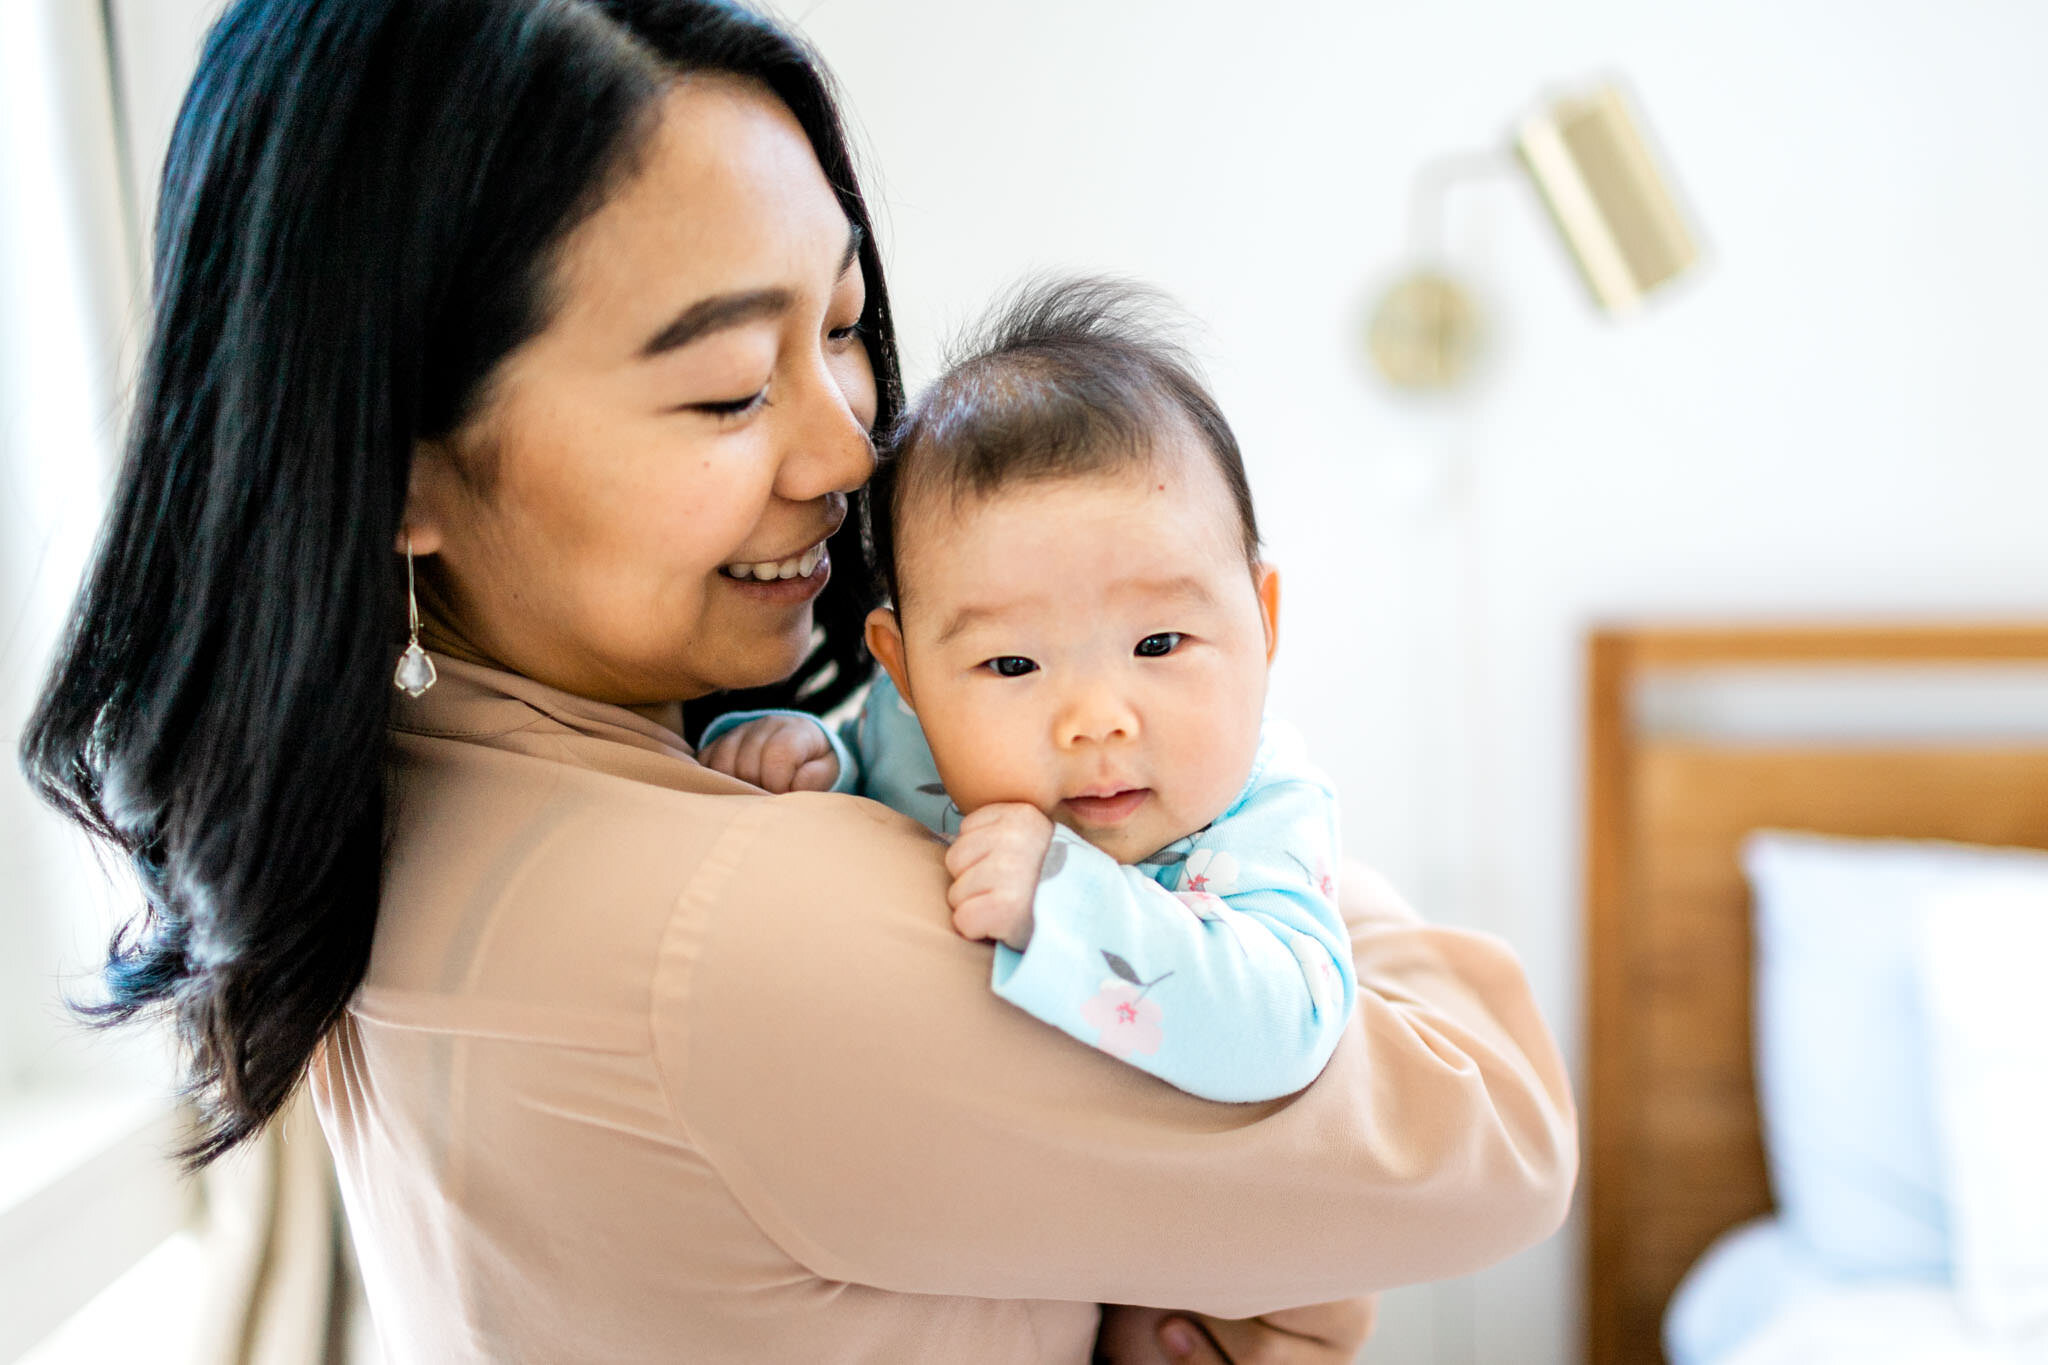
xmin=866 ymin=276 xmax=1260 ymax=608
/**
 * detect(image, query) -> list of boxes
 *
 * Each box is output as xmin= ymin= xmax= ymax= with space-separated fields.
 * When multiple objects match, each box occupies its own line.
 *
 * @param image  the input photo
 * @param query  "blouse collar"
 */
xmin=390 ymin=651 xmax=694 ymax=763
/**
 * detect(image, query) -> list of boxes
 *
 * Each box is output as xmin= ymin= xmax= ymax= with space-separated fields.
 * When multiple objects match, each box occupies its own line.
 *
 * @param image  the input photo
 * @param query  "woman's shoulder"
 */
xmin=390 ymin=715 xmax=940 ymax=883
xmin=647 ymin=789 xmax=970 ymax=1060
xmin=739 ymin=789 xmax=950 ymax=872
xmin=658 ymin=788 xmax=957 ymax=955
xmin=377 ymin=715 xmax=948 ymax=1017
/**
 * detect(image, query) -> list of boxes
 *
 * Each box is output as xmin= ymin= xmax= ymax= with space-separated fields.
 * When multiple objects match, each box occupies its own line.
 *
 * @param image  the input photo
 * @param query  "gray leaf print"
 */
xmin=917 ymin=782 xmax=948 ymax=796
xmin=1102 ymin=950 xmax=1142 ymax=985
xmin=1039 ymin=839 xmax=1069 ymax=882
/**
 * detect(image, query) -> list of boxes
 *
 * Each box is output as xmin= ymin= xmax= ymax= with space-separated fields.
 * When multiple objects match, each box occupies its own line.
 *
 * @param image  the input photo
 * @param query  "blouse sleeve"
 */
xmin=649 ymin=792 xmax=1576 ymax=1317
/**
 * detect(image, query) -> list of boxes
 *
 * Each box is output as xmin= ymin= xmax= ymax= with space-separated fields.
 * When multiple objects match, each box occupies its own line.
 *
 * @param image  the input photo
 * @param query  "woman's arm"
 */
xmin=652 ymin=794 xmax=1576 ymax=1316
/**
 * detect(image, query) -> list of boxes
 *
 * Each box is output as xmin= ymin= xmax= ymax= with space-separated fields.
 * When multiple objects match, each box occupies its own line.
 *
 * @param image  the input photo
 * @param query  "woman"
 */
xmin=21 ymin=1 xmax=1575 ymax=1360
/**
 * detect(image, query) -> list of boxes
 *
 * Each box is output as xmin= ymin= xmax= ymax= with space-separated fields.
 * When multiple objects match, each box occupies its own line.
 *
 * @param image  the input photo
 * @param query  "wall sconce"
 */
xmin=1368 ymin=81 xmax=1701 ymax=391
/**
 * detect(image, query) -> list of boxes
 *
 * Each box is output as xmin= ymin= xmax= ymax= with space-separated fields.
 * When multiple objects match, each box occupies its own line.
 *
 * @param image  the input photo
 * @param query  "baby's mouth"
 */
xmin=1060 ymin=788 xmax=1151 ymax=826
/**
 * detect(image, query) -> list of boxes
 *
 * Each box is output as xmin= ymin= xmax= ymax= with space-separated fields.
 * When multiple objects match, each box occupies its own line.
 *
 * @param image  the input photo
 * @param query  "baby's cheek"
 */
xmin=1174 ymin=729 xmax=1261 ymax=830
xmin=931 ymin=732 xmax=1052 ymax=816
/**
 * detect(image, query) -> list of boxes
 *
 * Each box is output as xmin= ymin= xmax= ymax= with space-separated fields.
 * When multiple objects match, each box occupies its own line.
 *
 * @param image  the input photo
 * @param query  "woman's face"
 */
xmin=407 ymin=76 xmax=877 ymax=705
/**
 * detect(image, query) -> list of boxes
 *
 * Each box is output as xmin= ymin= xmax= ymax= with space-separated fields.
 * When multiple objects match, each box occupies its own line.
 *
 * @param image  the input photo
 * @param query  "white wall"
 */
xmin=789 ymin=3 xmax=2048 ymax=1362
xmin=74 ymin=2 xmax=2048 ymax=1361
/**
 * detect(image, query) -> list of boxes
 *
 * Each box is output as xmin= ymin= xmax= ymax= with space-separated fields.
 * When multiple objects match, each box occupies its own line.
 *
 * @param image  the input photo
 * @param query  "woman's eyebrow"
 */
xmin=638 ymin=223 xmax=863 ymax=359
xmin=640 ymin=289 xmax=790 ymax=357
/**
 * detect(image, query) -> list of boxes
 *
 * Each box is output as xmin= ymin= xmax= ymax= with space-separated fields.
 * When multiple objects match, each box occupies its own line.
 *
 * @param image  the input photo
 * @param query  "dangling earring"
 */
xmin=394 ymin=533 xmax=437 ymax=697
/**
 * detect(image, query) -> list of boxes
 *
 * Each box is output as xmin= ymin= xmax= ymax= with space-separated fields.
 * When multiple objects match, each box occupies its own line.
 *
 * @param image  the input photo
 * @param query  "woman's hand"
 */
xmin=1095 ymin=1297 xmax=1377 ymax=1364
xmin=697 ymin=715 xmax=841 ymax=793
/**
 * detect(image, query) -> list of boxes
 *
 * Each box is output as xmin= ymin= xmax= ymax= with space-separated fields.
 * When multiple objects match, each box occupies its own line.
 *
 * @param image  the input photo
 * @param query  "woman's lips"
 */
xmin=715 ymin=547 xmax=830 ymax=605
xmin=1060 ymin=788 xmax=1150 ymax=826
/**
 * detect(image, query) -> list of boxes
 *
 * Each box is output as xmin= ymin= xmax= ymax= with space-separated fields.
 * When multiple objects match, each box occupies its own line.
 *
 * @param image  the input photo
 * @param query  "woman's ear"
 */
xmin=395 ymin=440 xmax=455 ymax=556
xmin=1255 ymin=562 xmax=1281 ymax=664
xmin=865 ymin=607 xmax=914 ymax=709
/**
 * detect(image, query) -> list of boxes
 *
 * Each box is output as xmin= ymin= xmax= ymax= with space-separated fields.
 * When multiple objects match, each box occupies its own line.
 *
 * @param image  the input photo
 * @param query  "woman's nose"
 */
xmin=1055 ymin=686 xmax=1139 ymax=749
xmin=775 ymin=401 xmax=874 ymax=503
xmin=774 ymin=352 xmax=878 ymax=503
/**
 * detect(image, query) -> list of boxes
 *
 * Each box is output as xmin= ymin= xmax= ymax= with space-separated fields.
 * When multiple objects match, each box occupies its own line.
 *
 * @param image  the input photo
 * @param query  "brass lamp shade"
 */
xmin=1515 ymin=85 xmax=1698 ymax=313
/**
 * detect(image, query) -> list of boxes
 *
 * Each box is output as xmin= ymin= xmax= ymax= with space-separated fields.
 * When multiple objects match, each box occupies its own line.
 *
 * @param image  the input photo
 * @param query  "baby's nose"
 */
xmin=1056 ymin=688 xmax=1138 ymax=747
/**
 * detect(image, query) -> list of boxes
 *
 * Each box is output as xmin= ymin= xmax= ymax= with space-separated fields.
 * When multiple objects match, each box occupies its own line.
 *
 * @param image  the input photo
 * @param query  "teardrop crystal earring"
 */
xmin=393 ymin=534 xmax=437 ymax=697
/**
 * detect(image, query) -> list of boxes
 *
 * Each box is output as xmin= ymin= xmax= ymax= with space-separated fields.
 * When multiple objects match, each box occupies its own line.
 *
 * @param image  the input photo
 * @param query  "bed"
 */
xmin=1581 ymin=624 xmax=2048 ymax=1365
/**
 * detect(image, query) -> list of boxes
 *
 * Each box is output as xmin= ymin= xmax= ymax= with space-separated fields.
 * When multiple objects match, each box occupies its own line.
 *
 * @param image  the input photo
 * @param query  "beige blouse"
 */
xmin=309 ymin=655 xmax=1576 ymax=1363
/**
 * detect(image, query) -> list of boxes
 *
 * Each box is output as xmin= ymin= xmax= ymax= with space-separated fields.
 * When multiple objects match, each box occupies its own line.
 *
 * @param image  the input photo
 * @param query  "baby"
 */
xmin=698 ymin=278 xmax=1354 ymax=1103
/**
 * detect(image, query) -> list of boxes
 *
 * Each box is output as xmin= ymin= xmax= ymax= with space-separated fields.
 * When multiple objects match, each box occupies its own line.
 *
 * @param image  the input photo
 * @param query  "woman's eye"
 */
xmin=827 ymin=321 xmax=865 ymax=344
xmin=691 ymin=388 xmax=768 ymax=419
xmin=982 ymin=656 xmax=1038 ymax=678
xmin=1135 ymin=633 xmax=1183 ymax=657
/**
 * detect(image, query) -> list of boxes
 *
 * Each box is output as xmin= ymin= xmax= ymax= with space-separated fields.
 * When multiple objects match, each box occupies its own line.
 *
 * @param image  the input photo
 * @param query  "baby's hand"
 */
xmin=697 ymin=715 xmax=840 ymax=793
xmin=944 ymin=803 xmax=1054 ymax=952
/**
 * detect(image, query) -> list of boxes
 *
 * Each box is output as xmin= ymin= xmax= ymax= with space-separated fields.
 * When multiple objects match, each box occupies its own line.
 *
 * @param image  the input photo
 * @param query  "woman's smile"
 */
xmin=718 ymin=541 xmax=827 ymax=582
xmin=714 ymin=541 xmax=831 ymax=604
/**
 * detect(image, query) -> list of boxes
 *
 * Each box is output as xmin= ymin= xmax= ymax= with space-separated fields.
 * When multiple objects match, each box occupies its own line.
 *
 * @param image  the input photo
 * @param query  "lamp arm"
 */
xmin=1407 ymin=151 xmax=1519 ymax=259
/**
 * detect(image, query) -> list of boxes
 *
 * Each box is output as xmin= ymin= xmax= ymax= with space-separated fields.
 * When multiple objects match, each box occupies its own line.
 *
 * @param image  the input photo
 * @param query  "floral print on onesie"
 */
xmin=698 ymin=674 xmax=1356 ymax=1102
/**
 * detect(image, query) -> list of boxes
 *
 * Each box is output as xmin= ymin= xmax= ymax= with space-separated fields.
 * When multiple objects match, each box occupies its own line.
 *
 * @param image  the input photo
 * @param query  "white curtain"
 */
xmin=0 ymin=0 xmax=140 ymax=1089
xmin=2 ymin=3 xmax=367 ymax=1361
xmin=193 ymin=1089 xmax=374 ymax=1365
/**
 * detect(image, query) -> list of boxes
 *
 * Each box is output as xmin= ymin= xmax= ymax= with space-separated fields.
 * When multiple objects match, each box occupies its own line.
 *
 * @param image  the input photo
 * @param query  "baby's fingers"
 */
xmin=788 ymin=752 xmax=840 ymax=792
xmin=946 ymin=851 xmax=999 ymax=908
xmin=949 ymin=883 xmax=1020 ymax=942
xmin=697 ymin=731 xmax=741 ymax=776
xmin=727 ymin=720 xmax=782 ymax=786
xmin=701 ymin=726 xmax=771 ymax=782
xmin=756 ymin=723 xmax=831 ymax=793
xmin=956 ymin=804 xmax=1007 ymax=834
xmin=956 ymin=801 xmax=1039 ymax=835
xmin=944 ymin=827 xmax=994 ymax=879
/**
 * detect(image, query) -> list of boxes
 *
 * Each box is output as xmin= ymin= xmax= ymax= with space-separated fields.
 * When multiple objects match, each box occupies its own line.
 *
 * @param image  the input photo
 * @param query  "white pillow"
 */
xmin=1740 ymin=833 xmax=2048 ymax=1276
xmin=1717 ymin=1280 xmax=2048 ymax=1365
xmin=1919 ymin=881 xmax=2048 ymax=1336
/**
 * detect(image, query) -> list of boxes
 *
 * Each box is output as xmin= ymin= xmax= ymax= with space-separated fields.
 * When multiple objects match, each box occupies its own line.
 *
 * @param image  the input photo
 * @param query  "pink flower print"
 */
xmin=1083 ymin=980 xmax=1164 ymax=1058
xmin=1175 ymin=891 xmax=1226 ymax=923
xmin=1289 ymin=852 xmax=1338 ymax=901
xmin=1289 ymin=936 xmax=1341 ymax=1014
xmin=1180 ymin=848 xmax=1240 ymax=895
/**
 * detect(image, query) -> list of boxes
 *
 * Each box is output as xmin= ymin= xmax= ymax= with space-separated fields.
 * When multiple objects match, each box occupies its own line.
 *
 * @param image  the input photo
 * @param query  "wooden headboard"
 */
xmin=1582 ymin=624 xmax=2048 ymax=1365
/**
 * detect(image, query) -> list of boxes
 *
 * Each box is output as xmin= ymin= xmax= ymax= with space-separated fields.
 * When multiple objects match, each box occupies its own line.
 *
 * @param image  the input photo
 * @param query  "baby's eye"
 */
xmin=982 ymin=656 xmax=1038 ymax=678
xmin=1134 ymin=633 xmax=1183 ymax=657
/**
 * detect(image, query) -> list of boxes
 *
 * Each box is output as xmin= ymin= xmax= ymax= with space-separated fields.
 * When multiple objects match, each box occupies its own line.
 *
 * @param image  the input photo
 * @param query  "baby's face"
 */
xmin=872 ymin=451 xmax=1277 ymax=864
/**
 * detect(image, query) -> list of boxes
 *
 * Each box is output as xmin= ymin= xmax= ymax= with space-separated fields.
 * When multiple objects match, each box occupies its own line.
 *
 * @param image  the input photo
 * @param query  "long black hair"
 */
xmin=18 ymin=0 xmax=900 ymax=1167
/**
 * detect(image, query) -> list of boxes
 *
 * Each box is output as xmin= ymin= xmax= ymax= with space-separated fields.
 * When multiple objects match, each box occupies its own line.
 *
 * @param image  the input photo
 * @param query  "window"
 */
xmin=0 ymin=2 xmax=223 ymax=1358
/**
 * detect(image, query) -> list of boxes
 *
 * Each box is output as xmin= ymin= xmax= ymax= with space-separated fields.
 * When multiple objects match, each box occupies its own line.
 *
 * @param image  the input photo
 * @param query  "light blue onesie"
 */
xmin=699 ymin=674 xmax=1357 ymax=1103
